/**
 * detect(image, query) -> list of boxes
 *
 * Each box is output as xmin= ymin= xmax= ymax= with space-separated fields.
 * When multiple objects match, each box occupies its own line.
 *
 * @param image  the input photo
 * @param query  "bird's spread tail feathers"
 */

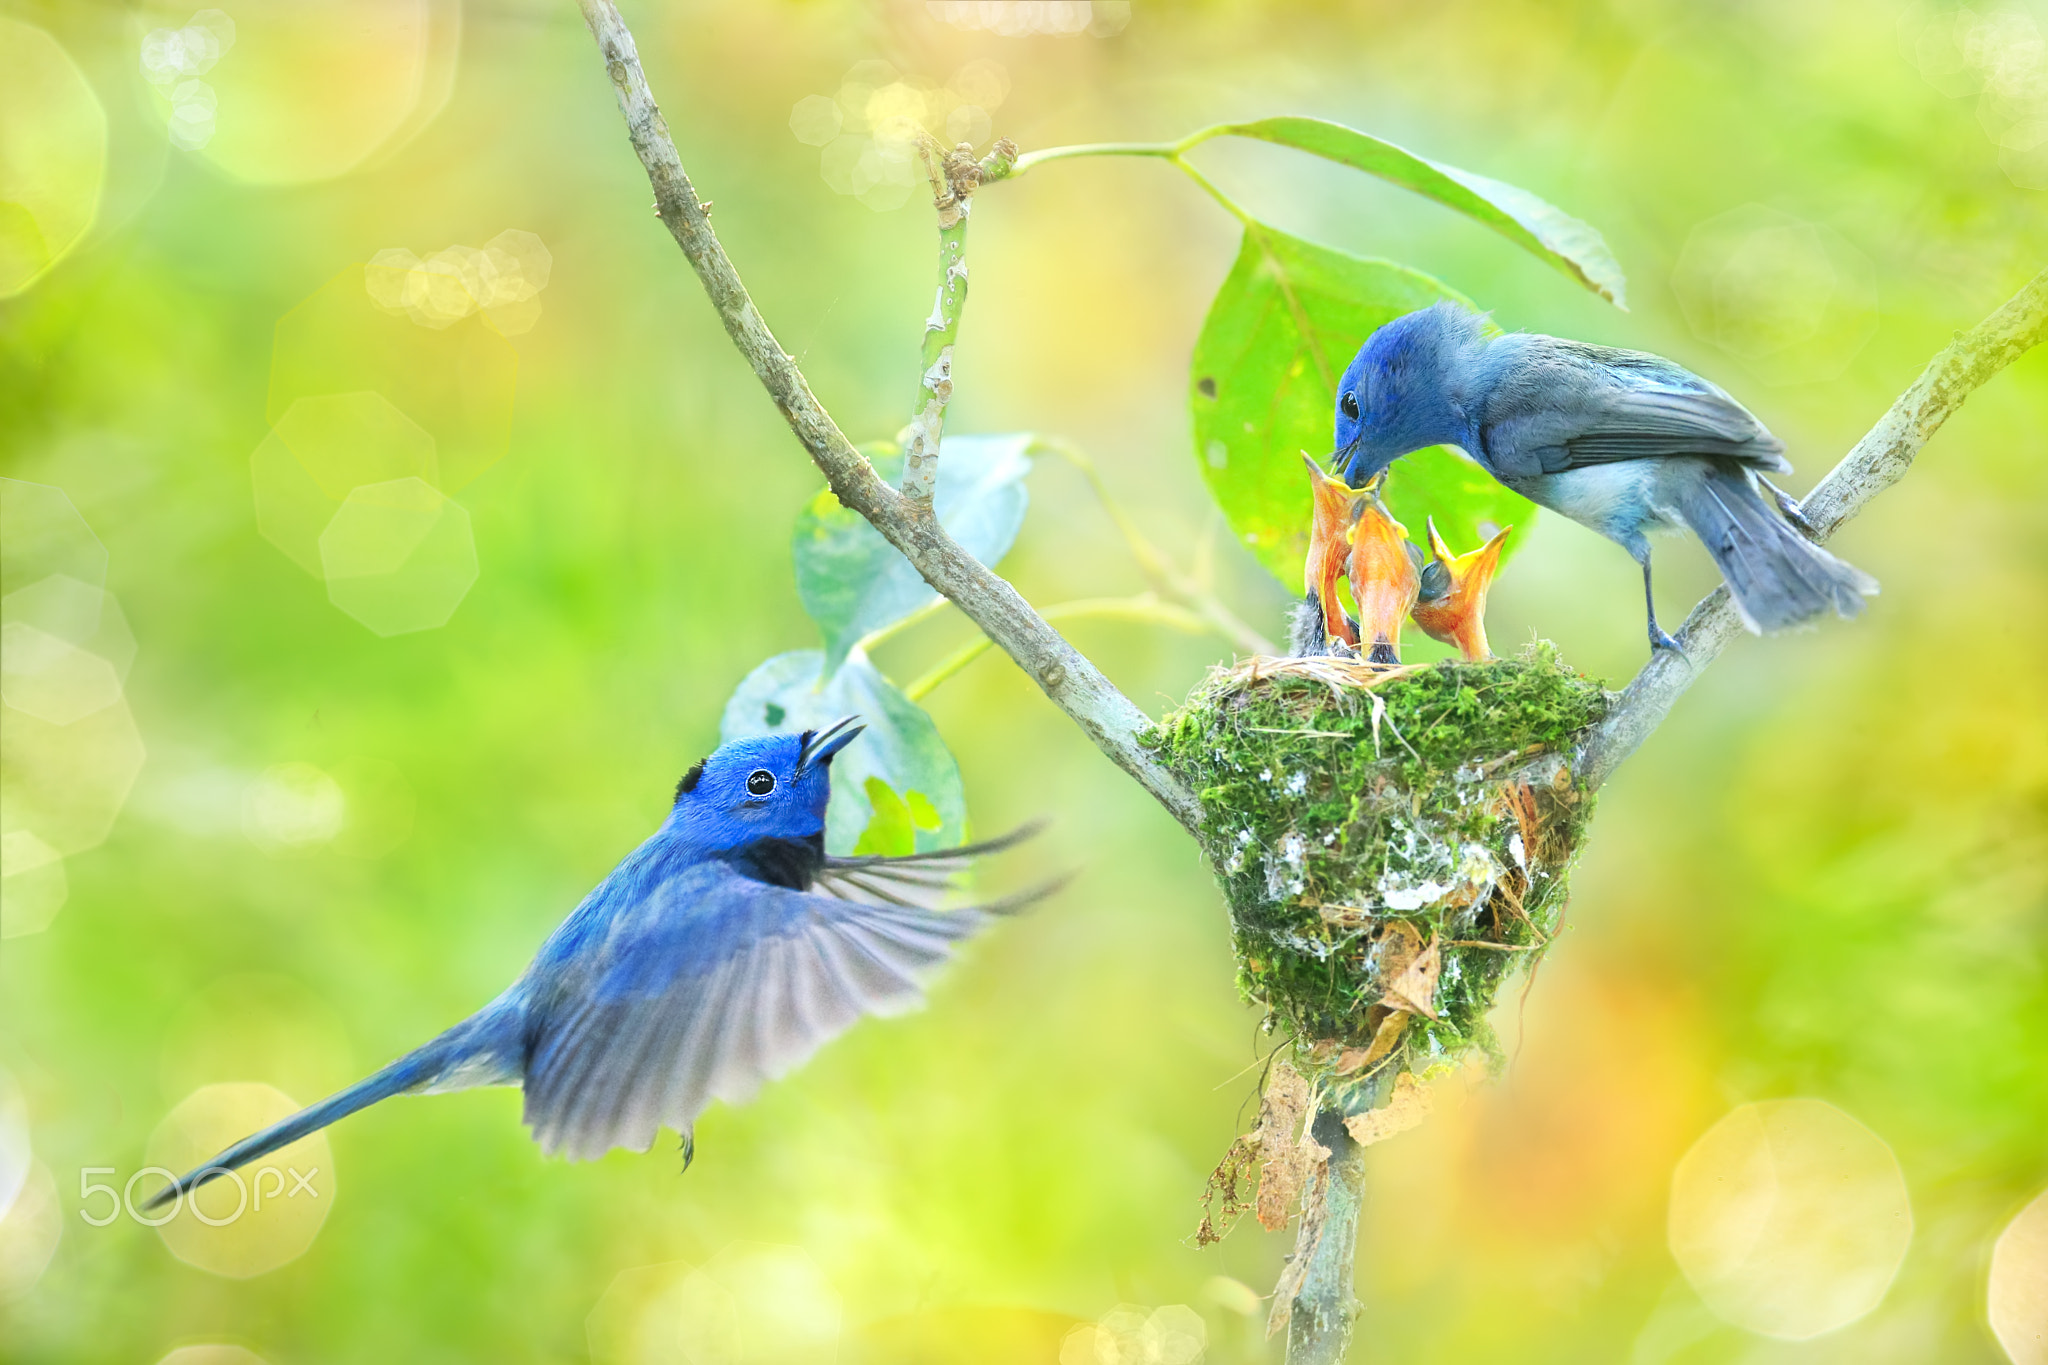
xmin=1680 ymin=464 xmax=1878 ymax=634
xmin=140 ymin=1002 xmax=522 ymax=1211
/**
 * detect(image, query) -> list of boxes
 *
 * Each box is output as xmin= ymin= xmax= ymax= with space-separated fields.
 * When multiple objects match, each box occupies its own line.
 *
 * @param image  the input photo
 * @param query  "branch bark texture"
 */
xmin=1577 ymin=266 xmax=2048 ymax=790
xmin=574 ymin=0 xmax=1199 ymax=829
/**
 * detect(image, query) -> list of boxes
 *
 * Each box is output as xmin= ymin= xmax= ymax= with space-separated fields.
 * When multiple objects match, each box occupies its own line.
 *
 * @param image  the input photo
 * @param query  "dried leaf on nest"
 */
xmin=1335 ymin=1009 xmax=1408 ymax=1073
xmin=1253 ymin=1059 xmax=1327 ymax=1232
xmin=1343 ymin=1071 xmax=1433 ymax=1147
xmin=1196 ymin=1134 xmax=1260 ymax=1247
xmin=1375 ymin=922 xmax=1442 ymax=1018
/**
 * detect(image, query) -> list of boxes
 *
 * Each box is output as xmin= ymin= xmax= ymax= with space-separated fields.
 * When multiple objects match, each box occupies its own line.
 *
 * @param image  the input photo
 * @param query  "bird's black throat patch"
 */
xmin=728 ymin=834 xmax=825 ymax=890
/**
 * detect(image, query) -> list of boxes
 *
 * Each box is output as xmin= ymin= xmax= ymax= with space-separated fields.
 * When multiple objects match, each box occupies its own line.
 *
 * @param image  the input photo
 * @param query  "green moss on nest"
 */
xmin=1146 ymin=643 xmax=1608 ymax=1103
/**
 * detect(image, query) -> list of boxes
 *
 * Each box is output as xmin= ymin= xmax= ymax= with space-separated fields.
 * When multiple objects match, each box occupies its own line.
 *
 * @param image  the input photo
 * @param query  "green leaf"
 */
xmin=794 ymin=434 xmax=1032 ymax=672
xmin=854 ymin=776 xmax=915 ymax=856
xmin=719 ymin=649 xmax=965 ymax=855
xmin=1216 ymin=117 xmax=1625 ymax=307
xmin=1189 ymin=227 xmax=1538 ymax=588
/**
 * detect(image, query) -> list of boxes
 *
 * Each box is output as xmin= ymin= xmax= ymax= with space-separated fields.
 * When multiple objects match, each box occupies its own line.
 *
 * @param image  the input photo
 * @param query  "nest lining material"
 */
xmin=1147 ymin=643 xmax=1608 ymax=1111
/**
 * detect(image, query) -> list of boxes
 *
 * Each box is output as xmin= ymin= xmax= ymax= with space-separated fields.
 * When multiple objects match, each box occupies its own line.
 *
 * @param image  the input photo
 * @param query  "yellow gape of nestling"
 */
xmin=1410 ymin=518 xmax=1511 ymax=662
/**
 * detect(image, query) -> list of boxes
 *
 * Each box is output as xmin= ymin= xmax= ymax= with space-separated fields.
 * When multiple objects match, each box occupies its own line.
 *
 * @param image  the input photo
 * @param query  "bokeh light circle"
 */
xmin=1059 ymin=1302 xmax=1207 ymax=1364
xmin=156 ymin=1346 xmax=271 ymax=1365
xmin=0 ymin=18 xmax=107 ymax=298
xmin=1668 ymin=1098 xmax=1912 ymax=1340
xmin=146 ymin=1083 xmax=335 ymax=1278
xmin=0 ymin=1066 xmax=29 ymax=1220
xmin=1 ymin=830 xmax=69 ymax=939
xmin=1671 ymin=205 xmax=1879 ymax=385
xmin=181 ymin=0 xmax=458 ymax=185
xmin=242 ymin=763 xmax=346 ymax=853
xmin=319 ymin=478 xmax=479 ymax=637
xmin=586 ymin=1244 xmax=841 ymax=1365
xmin=1990 ymin=1187 xmax=2048 ymax=1365
xmin=0 ymin=1161 xmax=62 ymax=1298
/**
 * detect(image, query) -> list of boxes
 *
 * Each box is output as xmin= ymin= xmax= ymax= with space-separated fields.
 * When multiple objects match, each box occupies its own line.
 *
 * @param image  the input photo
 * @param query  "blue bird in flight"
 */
xmin=1332 ymin=303 xmax=1876 ymax=653
xmin=146 ymin=716 xmax=1037 ymax=1209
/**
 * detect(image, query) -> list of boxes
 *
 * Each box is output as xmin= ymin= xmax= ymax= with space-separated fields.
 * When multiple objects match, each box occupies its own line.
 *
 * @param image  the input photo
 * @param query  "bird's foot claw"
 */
xmin=1649 ymin=626 xmax=1687 ymax=658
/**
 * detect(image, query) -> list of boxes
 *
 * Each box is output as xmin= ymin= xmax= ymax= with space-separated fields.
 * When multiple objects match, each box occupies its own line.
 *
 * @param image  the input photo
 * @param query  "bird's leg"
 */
xmin=1642 ymin=558 xmax=1684 ymax=655
xmin=1757 ymin=474 xmax=1820 ymax=539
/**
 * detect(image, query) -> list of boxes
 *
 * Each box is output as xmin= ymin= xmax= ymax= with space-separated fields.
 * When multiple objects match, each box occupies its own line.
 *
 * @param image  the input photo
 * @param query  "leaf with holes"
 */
xmin=794 ymin=434 xmax=1032 ymax=672
xmin=719 ymin=650 xmax=964 ymax=854
xmin=1217 ymin=117 xmax=1626 ymax=306
xmin=1189 ymin=227 xmax=1537 ymax=589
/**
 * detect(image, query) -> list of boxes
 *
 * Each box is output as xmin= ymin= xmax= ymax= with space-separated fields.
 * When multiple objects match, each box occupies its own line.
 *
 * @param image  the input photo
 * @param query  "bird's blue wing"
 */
xmin=1478 ymin=338 xmax=1789 ymax=476
xmin=521 ymin=859 xmax=991 ymax=1161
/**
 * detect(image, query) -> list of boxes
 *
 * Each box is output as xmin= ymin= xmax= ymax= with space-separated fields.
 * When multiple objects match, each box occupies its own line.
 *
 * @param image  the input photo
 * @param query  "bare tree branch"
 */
xmin=1577 ymin=267 xmax=2048 ymax=790
xmin=573 ymin=0 xmax=1199 ymax=829
xmin=901 ymin=138 xmax=1016 ymax=503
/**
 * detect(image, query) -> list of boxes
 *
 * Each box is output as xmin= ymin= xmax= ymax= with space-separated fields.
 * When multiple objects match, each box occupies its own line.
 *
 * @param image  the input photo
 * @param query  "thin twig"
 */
xmin=1576 ymin=267 xmax=2048 ymax=790
xmin=901 ymin=136 xmax=1017 ymax=503
xmin=903 ymin=594 xmax=1213 ymax=701
xmin=1036 ymin=436 xmax=1277 ymax=655
xmin=574 ymin=0 xmax=1199 ymax=830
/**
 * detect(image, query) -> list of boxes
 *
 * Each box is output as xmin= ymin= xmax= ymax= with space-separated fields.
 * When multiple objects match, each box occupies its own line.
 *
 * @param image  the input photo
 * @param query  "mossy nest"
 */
xmin=1147 ymin=643 xmax=1608 ymax=1112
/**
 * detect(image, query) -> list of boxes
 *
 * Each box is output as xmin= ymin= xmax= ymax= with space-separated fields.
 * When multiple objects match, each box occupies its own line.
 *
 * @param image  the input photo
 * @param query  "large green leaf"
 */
xmin=719 ymin=649 xmax=965 ymax=856
xmin=1217 ymin=117 xmax=1626 ymax=307
xmin=794 ymin=434 xmax=1032 ymax=672
xmin=1189 ymin=226 xmax=1537 ymax=588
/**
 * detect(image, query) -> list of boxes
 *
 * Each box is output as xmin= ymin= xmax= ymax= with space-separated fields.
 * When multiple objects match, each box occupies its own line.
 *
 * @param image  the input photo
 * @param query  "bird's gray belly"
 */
xmin=1504 ymin=460 xmax=1701 ymax=547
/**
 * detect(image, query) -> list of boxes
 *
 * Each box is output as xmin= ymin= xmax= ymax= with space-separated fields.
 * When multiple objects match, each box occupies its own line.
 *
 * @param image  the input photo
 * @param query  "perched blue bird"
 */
xmin=145 ymin=717 xmax=1037 ymax=1209
xmin=1332 ymin=303 xmax=1876 ymax=652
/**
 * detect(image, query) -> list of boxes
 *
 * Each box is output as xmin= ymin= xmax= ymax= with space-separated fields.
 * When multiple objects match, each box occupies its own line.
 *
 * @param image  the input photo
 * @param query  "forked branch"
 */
xmin=574 ymin=0 xmax=1198 ymax=829
xmin=1578 ymin=266 xmax=2048 ymax=790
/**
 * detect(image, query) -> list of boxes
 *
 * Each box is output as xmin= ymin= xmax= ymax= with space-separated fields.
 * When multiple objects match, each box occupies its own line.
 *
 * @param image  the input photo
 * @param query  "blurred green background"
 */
xmin=2 ymin=1 xmax=2045 ymax=1362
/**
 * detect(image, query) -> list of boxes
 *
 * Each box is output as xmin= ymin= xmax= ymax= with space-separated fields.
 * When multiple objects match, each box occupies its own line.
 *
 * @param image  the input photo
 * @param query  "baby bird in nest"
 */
xmin=1289 ymin=457 xmax=1507 ymax=664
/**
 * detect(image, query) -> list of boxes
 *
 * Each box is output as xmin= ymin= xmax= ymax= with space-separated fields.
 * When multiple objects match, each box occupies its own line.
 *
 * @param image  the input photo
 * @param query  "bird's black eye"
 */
xmin=745 ymin=769 xmax=776 ymax=796
xmin=1340 ymin=391 xmax=1361 ymax=421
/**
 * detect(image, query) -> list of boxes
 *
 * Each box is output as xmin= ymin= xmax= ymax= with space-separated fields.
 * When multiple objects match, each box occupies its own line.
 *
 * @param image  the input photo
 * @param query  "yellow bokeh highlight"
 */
xmin=1668 ymin=1098 xmax=1912 ymax=1340
xmin=156 ymin=1346 xmax=271 ymax=1365
xmin=189 ymin=0 xmax=459 ymax=185
xmin=365 ymin=229 xmax=553 ymax=335
xmin=0 ymin=690 xmax=147 ymax=856
xmin=320 ymin=478 xmax=479 ymax=636
xmin=241 ymin=762 xmax=346 ymax=853
xmin=586 ymin=1244 xmax=841 ymax=1365
xmin=146 ymin=1082 xmax=335 ymax=1279
xmin=0 ymin=18 xmax=106 ymax=298
xmin=1990 ymin=1188 xmax=2048 ymax=1365
xmin=1059 ymin=1303 xmax=1207 ymax=1365
xmin=269 ymin=267 xmax=517 ymax=494
xmin=0 ymin=1161 xmax=62 ymax=1297
xmin=160 ymin=974 xmax=356 ymax=1106
xmin=0 ymin=831 xmax=68 ymax=939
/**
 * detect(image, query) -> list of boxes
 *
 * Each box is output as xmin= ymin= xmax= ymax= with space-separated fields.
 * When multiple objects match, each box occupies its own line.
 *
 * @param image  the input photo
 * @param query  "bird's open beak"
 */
xmin=797 ymin=715 xmax=865 ymax=775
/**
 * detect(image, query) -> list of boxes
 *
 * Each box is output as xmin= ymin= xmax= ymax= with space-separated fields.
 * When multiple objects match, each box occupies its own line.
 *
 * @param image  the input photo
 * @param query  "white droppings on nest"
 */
xmin=1266 ymin=830 xmax=1308 ymax=899
xmin=1378 ymin=877 xmax=1451 ymax=911
xmin=1285 ymin=770 xmax=1307 ymax=796
xmin=1224 ymin=827 xmax=1255 ymax=874
xmin=1259 ymin=767 xmax=1273 ymax=783
xmin=1272 ymin=929 xmax=1336 ymax=961
xmin=1508 ymin=831 xmax=1528 ymax=869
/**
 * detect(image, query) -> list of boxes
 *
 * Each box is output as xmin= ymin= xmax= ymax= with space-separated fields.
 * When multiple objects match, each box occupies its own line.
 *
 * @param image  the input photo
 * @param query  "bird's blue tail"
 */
xmin=1681 ymin=463 xmax=1877 ymax=633
xmin=140 ymin=1000 xmax=523 ymax=1211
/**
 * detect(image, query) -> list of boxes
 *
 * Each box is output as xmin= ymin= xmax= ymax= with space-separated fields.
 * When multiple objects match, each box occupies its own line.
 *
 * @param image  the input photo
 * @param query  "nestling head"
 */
xmin=1334 ymin=302 xmax=1487 ymax=487
xmin=671 ymin=716 xmax=863 ymax=846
